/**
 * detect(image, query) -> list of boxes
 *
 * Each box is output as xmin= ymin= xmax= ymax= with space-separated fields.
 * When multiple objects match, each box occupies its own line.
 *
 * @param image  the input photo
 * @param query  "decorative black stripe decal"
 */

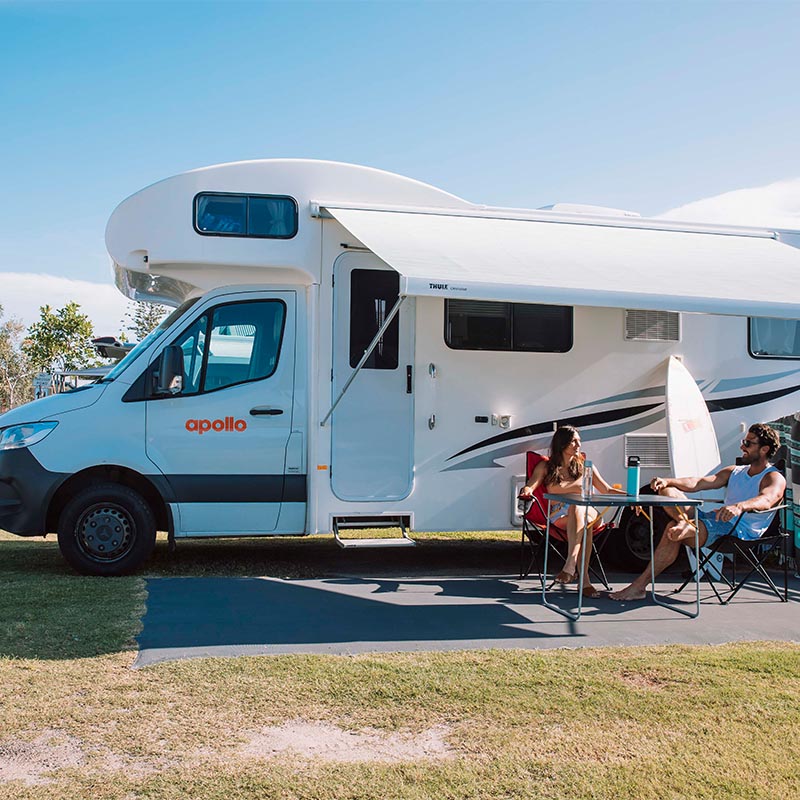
xmin=706 ymin=383 xmax=800 ymax=412
xmin=447 ymin=403 xmax=661 ymax=461
xmin=159 ymin=474 xmax=307 ymax=504
xmin=446 ymin=383 xmax=800 ymax=465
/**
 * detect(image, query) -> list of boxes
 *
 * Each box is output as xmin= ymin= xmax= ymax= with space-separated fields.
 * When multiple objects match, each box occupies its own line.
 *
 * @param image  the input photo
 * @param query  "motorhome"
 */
xmin=2 ymin=159 xmax=800 ymax=575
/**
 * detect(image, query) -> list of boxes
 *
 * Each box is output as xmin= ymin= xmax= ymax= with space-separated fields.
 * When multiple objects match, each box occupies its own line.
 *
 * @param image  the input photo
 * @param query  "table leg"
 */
xmin=648 ymin=503 xmax=701 ymax=618
xmin=542 ymin=499 xmax=587 ymax=622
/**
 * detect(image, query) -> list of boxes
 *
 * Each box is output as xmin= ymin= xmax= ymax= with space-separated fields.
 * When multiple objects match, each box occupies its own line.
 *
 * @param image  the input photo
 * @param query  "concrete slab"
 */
xmin=135 ymin=571 xmax=800 ymax=667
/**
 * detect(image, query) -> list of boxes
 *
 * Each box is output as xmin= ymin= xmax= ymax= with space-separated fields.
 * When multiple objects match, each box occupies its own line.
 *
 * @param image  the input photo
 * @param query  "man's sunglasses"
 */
xmin=741 ymin=438 xmax=761 ymax=448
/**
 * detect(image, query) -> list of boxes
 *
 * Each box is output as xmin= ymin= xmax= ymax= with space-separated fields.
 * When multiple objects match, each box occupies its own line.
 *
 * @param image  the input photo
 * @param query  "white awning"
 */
xmin=327 ymin=207 xmax=800 ymax=318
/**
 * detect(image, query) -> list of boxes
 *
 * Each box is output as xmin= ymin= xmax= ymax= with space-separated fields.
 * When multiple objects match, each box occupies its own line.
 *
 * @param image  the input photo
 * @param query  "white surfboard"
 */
xmin=665 ymin=356 xmax=720 ymax=478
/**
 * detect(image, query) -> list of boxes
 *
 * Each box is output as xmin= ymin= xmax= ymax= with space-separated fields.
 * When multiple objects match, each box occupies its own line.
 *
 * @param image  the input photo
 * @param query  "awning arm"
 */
xmin=320 ymin=295 xmax=406 ymax=427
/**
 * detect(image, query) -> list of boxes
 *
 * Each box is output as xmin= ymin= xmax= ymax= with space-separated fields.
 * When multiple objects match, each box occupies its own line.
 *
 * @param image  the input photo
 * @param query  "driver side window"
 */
xmin=164 ymin=300 xmax=286 ymax=396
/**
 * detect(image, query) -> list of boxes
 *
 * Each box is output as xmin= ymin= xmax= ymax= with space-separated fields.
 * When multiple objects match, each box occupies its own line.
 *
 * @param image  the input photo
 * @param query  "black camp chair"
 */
xmin=673 ymin=459 xmax=789 ymax=604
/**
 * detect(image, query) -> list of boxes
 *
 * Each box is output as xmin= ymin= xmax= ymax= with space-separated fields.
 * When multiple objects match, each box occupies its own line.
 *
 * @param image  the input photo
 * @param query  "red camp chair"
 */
xmin=520 ymin=452 xmax=615 ymax=588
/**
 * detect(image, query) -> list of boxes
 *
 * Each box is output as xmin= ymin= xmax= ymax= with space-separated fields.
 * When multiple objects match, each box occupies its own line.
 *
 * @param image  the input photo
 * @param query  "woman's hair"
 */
xmin=544 ymin=425 xmax=583 ymax=485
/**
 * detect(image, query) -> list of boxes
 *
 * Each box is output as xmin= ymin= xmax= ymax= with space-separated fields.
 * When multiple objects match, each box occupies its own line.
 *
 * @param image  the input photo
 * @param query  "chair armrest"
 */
xmin=705 ymin=499 xmax=786 ymax=513
xmin=520 ymin=495 xmax=549 ymax=524
xmin=746 ymin=504 xmax=788 ymax=515
xmin=727 ymin=503 xmax=788 ymax=538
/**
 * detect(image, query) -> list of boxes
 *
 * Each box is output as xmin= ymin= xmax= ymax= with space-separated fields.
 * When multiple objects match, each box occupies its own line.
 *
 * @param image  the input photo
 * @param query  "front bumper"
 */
xmin=0 ymin=447 xmax=67 ymax=536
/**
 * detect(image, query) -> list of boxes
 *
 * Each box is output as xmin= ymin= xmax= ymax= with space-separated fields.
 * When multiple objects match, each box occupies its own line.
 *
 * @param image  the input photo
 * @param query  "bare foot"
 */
xmin=609 ymin=585 xmax=647 ymax=601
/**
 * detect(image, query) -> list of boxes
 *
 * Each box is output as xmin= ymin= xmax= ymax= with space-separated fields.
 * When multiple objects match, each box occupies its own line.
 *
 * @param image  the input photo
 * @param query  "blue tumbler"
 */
xmin=626 ymin=455 xmax=641 ymax=497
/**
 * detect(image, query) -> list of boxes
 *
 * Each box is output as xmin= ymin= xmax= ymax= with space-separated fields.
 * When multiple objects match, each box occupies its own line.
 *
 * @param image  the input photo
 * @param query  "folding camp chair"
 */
xmin=673 ymin=460 xmax=789 ymax=604
xmin=519 ymin=451 xmax=616 ymax=588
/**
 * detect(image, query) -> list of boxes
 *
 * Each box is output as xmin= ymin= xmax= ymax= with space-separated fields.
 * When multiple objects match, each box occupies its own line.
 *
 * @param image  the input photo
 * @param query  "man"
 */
xmin=610 ymin=423 xmax=785 ymax=602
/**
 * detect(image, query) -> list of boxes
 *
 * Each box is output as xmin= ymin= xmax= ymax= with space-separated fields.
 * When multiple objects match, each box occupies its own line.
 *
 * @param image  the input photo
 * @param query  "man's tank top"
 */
xmin=724 ymin=464 xmax=780 ymax=539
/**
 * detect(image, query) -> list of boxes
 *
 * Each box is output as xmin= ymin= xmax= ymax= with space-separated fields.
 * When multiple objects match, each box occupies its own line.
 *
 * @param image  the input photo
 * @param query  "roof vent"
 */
xmin=625 ymin=310 xmax=681 ymax=342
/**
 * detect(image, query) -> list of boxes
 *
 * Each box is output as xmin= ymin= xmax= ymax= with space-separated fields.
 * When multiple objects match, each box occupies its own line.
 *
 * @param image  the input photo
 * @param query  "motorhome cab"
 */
xmin=3 ymin=159 xmax=800 ymax=575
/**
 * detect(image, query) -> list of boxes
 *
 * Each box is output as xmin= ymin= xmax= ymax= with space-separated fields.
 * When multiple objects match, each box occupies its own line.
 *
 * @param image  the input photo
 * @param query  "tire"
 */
xmin=607 ymin=505 xmax=669 ymax=572
xmin=57 ymin=483 xmax=156 ymax=576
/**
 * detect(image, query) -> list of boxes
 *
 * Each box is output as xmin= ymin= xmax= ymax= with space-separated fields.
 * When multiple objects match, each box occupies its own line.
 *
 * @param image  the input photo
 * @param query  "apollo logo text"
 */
xmin=185 ymin=417 xmax=247 ymax=434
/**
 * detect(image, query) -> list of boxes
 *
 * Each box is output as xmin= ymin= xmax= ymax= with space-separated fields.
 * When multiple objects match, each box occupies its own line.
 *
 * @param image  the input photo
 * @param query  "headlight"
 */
xmin=0 ymin=422 xmax=59 ymax=451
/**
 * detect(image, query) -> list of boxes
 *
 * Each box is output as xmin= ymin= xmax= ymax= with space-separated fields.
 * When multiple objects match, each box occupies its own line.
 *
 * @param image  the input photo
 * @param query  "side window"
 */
xmin=349 ymin=269 xmax=400 ymax=369
xmin=164 ymin=300 xmax=286 ymax=395
xmin=195 ymin=193 xmax=298 ymax=239
xmin=204 ymin=301 xmax=285 ymax=391
xmin=195 ymin=195 xmax=246 ymax=234
xmin=749 ymin=318 xmax=800 ymax=358
xmin=445 ymin=299 xmax=573 ymax=352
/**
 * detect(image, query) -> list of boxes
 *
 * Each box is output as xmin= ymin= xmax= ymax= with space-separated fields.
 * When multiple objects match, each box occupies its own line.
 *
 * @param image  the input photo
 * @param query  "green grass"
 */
xmin=1 ymin=531 xmax=799 ymax=799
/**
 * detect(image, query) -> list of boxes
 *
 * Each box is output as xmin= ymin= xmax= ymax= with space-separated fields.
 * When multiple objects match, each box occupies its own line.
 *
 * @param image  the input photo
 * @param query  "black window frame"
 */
xmin=748 ymin=317 xmax=800 ymax=360
xmin=193 ymin=192 xmax=299 ymax=240
xmin=444 ymin=299 xmax=574 ymax=353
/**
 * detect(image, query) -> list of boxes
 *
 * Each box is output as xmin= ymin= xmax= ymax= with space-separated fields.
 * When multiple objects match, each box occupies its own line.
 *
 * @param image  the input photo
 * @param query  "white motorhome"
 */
xmin=2 ymin=159 xmax=800 ymax=575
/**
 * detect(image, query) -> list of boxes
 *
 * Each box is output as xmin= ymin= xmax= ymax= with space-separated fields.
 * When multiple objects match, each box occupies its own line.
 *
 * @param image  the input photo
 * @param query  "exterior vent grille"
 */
xmin=625 ymin=310 xmax=680 ymax=342
xmin=624 ymin=434 xmax=671 ymax=469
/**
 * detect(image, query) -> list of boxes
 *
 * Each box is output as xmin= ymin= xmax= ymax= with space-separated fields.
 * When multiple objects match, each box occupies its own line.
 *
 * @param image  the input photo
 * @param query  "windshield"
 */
xmin=100 ymin=297 xmax=202 ymax=383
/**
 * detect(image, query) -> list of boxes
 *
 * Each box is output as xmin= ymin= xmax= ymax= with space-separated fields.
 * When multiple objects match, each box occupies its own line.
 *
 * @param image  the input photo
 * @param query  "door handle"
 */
xmin=250 ymin=407 xmax=284 ymax=416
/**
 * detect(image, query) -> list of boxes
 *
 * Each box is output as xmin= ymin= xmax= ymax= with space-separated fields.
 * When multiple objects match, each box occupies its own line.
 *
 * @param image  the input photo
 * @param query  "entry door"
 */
xmin=145 ymin=291 xmax=297 ymax=535
xmin=331 ymin=253 xmax=414 ymax=500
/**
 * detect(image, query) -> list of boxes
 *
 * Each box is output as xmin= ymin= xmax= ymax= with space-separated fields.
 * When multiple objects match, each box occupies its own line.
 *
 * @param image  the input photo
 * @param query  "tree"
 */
xmin=0 ymin=305 xmax=35 ymax=411
xmin=23 ymin=302 xmax=99 ymax=374
xmin=123 ymin=301 xmax=169 ymax=342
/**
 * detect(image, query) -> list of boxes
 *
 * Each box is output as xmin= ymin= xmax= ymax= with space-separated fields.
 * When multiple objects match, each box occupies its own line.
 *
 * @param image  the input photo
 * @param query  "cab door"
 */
xmin=144 ymin=291 xmax=298 ymax=535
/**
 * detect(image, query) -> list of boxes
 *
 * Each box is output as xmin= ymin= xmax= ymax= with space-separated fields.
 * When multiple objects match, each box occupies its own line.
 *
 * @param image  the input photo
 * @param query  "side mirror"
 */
xmin=154 ymin=345 xmax=184 ymax=395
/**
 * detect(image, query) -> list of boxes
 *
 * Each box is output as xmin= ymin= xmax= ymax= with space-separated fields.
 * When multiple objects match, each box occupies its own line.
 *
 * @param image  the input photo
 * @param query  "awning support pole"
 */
xmin=320 ymin=295 xmax=406 ymax=427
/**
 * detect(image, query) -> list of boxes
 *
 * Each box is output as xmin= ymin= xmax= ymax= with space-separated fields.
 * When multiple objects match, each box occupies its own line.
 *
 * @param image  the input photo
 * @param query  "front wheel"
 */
xmin=57 ymin=483 xmax=156 ymax=575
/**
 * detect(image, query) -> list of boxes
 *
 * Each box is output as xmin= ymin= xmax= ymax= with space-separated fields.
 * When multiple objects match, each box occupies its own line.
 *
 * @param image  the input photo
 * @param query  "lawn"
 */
xmin=1 ymin=531 xmax=799 ymax=799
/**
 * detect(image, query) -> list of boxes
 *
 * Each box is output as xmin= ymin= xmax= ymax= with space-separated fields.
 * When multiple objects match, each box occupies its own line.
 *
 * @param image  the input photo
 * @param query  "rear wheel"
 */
xmin=57 ymin=483 xmax=156 ymax=575
xmin=606 ymin=487 xmax=672 ymax=572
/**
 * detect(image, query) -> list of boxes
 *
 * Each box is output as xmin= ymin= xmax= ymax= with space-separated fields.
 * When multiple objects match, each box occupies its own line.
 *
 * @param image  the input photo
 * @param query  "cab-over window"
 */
xmin=194 ymin=192 xmax=298 ymax=239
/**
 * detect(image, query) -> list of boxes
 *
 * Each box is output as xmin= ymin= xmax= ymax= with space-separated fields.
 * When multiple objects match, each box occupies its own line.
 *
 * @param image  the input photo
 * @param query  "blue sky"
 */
xmin=1 ymin=0 xmax=800 ymax=331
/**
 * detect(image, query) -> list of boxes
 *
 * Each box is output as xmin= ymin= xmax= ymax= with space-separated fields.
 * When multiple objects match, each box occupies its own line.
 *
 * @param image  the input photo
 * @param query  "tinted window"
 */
xmin=166 ymin=300 xmax=286 ymax=395
xmin=196 ymin=195 xmax=246 ymax=234
xmin=349 ymin=269 xmax=400 ymax=369
xmin=248 ymin=196 xmax=297 ymax=237
xmin=749 ymin=318 xmax=800 ymax=358
xmin=445 ymin=299 xmax=573 ymax=352
xmin=195 ymin=193 xmax=298 ymax=239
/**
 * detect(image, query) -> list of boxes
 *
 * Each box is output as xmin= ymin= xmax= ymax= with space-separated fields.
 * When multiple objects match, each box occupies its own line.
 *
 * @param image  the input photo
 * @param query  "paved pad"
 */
xmin=135 ymin=571 xmax=800 ymax=667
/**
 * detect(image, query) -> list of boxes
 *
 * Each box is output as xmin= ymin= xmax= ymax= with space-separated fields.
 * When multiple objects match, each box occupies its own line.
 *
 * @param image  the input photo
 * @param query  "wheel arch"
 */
xmin=47 ymin=465 xmax=170 ymax=535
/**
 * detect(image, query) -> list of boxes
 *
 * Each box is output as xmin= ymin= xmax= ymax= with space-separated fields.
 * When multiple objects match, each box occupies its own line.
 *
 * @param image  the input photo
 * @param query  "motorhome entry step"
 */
xmin=332 ymin=516 xmax=416 ymax=549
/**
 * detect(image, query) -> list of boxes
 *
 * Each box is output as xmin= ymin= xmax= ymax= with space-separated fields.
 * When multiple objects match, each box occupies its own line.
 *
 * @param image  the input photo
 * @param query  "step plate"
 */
xmin=335 ymin=537 xmax=417 ymax=549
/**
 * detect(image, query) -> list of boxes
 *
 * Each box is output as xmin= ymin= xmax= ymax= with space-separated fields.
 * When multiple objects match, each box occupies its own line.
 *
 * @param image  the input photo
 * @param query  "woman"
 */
xmin=519 ymin=425 xmax=621 ymax=597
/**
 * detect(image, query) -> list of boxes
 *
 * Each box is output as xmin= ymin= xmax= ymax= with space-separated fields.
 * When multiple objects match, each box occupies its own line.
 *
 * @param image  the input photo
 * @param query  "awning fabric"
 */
xmin=327 ymin=207 xmax=800 ymax=318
